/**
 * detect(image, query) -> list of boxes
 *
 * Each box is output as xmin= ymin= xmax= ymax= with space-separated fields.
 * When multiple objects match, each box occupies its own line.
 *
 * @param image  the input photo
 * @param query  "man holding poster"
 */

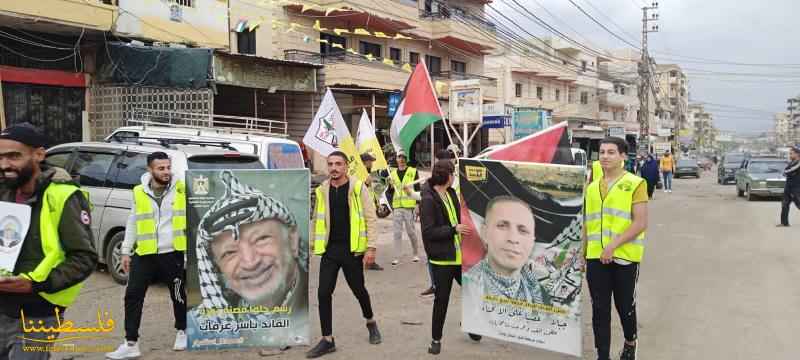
xmin=185 ymin=169 xmax=310 ymax=350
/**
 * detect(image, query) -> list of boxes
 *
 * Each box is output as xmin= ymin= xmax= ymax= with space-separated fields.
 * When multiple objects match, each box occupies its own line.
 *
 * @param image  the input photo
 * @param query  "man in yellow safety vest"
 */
xmin=583 ymin=137 xmax=649 ymax=360
xmin=387 ymin=150 xmax=420 ymax=266
xmin=307 ymin=151 xmax=381 ymax=358
xmin=107 ymin=152 xmax=187 ymax=359
xmin=0 ymin=123 xmax=97 ymax=360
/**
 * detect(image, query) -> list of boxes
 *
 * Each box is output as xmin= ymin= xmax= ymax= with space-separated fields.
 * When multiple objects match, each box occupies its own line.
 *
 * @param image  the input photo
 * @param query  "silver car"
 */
xmin=44 ymin=141 xmax=264 ymax=284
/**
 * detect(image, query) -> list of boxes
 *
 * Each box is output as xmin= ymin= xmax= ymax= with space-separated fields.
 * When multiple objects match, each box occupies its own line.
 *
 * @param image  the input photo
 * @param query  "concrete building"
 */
xmin=775 ymin=112 xmax=791 ymax=147
xmin=271 ymin=0 xmax=499 ymax=162
xmin=688 ymin=102 xmax=716 ymax=153
xmin=655 ymin=64 xmax=689 ymax=145
xmin=0 ymin=0 xmax=117 ymax=144
xmin=787 ymin=95 xmax=800 ymax=145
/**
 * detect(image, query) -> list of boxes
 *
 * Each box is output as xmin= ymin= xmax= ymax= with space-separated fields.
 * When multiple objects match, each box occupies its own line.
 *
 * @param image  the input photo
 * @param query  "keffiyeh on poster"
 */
xmin=459 ymin=158 xmax=586 ymax=356
xmin=184 ymin=169 xmax=310 ymax=350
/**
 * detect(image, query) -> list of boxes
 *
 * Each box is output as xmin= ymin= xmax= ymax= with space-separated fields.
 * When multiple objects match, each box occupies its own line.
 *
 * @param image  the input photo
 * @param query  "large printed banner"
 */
xmin=184 ymin=169 xmax=310 ymax=350
xmin=459 ymin=158 xmax=585 ymax=356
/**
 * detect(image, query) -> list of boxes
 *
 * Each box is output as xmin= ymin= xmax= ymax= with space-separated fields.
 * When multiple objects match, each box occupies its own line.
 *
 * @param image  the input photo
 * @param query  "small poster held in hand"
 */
xmin=0 ymin=201 xmax=32 ymax=278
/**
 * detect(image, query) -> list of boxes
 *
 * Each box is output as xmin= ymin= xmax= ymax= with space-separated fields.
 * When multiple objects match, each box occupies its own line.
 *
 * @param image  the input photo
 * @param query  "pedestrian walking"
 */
xmin=778 ymin=146 xmax=800 ymax=227
xmin=360 ymin=153 xmax=385 ymax=271
xmin=660 ymin=151 xmax=676 ymax=193
xmin=106 ymin=152 xmax=188 ymax=359
xmin=583 ymin=137 xmax=649 ymax=360
xmin=387 ymin=150 xmax=421 ymax=265
xmin=641 ymin=154 xmax=660 ymax=199
xmin=0 ymin=123 xmax=97 ymax=360
xmin=307 ymin=151 xmax=381 ymax=359
xmin=420 ymin=160 xmax=481 ymax=355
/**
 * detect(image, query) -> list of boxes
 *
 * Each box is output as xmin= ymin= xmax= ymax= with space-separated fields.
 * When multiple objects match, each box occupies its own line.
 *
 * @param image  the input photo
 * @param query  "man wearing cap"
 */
xmin=0 ymin=123 xmax=97 ymax=360
xmin=360 ymin=153 xmax=385 ymax=271
xmin=386 ymin=150 xmax=421 ymax=266
xmin=106 ymin=152 xmax=187 ymax=359
xmin=779 ymin=146 xmax=800 ymax=227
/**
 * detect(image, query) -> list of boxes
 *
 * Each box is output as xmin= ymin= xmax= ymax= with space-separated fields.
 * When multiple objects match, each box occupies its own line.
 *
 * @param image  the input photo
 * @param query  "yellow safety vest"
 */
xmin=584 ymin=172 xmax=646 ymax=263
xmin=389 ymin=167 xmax=418 ymax=209
xmin=430 ymin=191 xmax=461 ymax=266
xmin=132 ymin=181 xmax=187 ymax=256
xmin=22 ymin=183 xmax=90 ymax=307
xmin=313 ymin=181 xmax=368 ymax=255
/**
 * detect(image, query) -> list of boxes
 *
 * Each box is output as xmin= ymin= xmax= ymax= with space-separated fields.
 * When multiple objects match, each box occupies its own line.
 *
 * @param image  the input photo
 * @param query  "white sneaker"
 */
xmin=106 ymin=342 xmax=141 ymax=359
xmin=391 ymin=259 xmax=400 ymax=266
xmin=412 ymin=256 xmax=420 ymax=263
xmin=173 ymin=330 xmax=187 ymax=351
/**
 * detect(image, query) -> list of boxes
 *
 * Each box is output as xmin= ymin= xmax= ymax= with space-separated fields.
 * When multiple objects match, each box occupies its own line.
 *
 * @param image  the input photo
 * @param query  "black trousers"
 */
xmin=645 ymin=179 xmax=656 ymax=199
xmin=318 ymin=252 xmax=374 ymax=337
xmin=124 ymin=251 xmax=186 ymax=342
xmin=586 ymin=260 xmax=639 ymax=360
xmin=431 ymin=264 xmax=461 ymax=341
xmin=780 ymin=191 xmax=800 ymax=226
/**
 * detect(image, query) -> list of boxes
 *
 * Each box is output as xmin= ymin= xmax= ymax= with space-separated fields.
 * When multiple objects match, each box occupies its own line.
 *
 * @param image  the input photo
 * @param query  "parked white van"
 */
xmin=106 ymin=122 xmax=305 ymax=170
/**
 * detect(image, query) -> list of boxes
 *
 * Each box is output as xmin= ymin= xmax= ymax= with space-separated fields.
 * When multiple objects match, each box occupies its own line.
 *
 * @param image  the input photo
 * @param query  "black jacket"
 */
xmin=420 ymin=182 xmax=460 ymax=262
xmin=785 ymin=160 xmax=800 ymax=191
xmin=0 ymin=165 xmax=97 ymax=318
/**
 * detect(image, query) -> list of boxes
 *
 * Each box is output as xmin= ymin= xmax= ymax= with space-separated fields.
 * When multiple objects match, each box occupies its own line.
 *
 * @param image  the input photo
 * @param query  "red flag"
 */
xmin=482 ymin=122 xmax=572 ymax=164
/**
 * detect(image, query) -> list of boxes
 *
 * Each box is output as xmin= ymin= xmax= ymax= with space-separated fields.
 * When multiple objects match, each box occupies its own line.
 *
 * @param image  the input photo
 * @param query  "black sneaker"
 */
xmin=468 ymin=333 xmax=482 ymax=342
xmin=367 ymin=322 xmax=382 ymax=344
xmin=366 ymin=263 xmax=385 ymax=271
xmin=619 ymin=342 xmax=637 ymax=360
xmin=306 ymin=339 xmax=336 ymax=359
xmin=420 ymin=287 xmax=435 ymax=297
xmin=428 ymin=340 xmax=441 ymax=355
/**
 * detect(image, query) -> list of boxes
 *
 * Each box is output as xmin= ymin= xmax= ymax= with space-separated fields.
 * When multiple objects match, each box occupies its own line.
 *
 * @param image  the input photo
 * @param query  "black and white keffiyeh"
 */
xmin=194 ymin=170 xmax=307 ymax=327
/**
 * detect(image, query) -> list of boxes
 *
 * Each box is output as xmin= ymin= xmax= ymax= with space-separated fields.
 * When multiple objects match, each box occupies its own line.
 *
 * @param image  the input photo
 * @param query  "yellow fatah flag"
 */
xmin=333 ymin=28 xmax=349 ymax=36
xmin=354 ymin=28 xmax=371 ymax=36
xmin=383 ymin=58 xmax=395 ymax=66
xmin=374 ymin=32 xmax=390 ymax=38
xmin=313 ymin=20 xmax=327 ymax=32
xmin=401 ymin=63 xmax=413 ymax=72
xmin=356 ymin=109 xmax=388 ymax=171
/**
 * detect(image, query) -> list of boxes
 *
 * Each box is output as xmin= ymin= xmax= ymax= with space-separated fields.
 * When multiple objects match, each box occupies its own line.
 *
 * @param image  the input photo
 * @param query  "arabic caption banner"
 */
xmin=459 ymin=159 xmax=585 ymax=356
xmin=185 ymin=169 xmax=310 ymax=350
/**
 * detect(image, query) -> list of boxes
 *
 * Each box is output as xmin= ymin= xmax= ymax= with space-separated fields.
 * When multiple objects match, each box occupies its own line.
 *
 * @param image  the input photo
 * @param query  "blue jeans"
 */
xmin=663 ymin=171 xmax=673 ymax=190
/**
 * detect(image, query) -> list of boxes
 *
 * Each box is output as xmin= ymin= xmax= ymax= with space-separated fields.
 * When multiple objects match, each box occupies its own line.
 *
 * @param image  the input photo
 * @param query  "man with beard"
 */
xmin=107 ymin=152 xmax=188 ymax=359
xmin=0 ymin=123 xmax=96 ymax=360
xmin=186 ymin=170 xmax=309 ymax=349
xmin=306 ymin=151 xmax=381 ymax=358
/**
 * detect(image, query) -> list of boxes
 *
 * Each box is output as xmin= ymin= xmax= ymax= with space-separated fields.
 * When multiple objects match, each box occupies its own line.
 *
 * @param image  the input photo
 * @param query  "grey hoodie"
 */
xmin=122 ymin=172 xmax=183 ymax=256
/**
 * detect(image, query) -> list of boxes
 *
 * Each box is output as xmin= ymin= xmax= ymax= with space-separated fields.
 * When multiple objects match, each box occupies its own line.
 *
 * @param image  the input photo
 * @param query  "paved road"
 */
xmin=55 ymin=169 xmax=799 ymax=359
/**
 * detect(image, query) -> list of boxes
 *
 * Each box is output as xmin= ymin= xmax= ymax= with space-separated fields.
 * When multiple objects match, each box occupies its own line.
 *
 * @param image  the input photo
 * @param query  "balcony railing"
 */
xmin=432 ymin=71 xmax=497 ymax=84
xmin=419 ymin=1 xmax=496 ymax=32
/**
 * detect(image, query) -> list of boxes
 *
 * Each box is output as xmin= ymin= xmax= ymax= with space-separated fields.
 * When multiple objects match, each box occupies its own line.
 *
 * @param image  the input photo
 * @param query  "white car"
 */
xmin=45 ymin=141 xmax=264 ymax=284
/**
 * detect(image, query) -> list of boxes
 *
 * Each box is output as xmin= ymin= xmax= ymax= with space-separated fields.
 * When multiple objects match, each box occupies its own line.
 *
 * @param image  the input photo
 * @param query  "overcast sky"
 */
xmin=491 ymin=0 xmax=800 ymax=134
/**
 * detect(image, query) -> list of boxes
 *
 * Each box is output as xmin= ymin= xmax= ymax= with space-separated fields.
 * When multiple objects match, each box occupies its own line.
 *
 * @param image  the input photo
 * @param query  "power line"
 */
xmin=578 ymin=0 xmax=640 ymax=44
xmin=565 ymin=0 xmax=641 ymax=49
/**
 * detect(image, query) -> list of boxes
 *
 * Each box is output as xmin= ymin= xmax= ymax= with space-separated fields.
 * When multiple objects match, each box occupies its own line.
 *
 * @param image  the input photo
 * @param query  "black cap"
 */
xmin=0 ymin=123 xmax=47 ymax=148
xmin=360 ymin=153 xmax=376 ymax=162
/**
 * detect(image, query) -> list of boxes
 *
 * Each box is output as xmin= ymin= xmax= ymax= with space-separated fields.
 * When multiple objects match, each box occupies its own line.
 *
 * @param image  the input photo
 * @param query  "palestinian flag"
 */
xmin=481 ymin=121 xmax=574 ymax=164
xmin=390 ymin=62 xmax=444 ymax=154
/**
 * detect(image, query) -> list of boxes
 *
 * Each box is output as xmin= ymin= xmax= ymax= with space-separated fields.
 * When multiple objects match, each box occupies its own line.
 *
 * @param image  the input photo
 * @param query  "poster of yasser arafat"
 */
xmin=459 ymin=158 xmax=585 ymax=356
xmin=184 ymin=169 xmax=310 ymax=350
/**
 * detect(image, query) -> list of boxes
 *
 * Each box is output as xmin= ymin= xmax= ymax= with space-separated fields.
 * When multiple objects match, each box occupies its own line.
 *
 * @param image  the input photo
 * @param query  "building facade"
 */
xmin=655 ymin=64 xmax=689 ymax=146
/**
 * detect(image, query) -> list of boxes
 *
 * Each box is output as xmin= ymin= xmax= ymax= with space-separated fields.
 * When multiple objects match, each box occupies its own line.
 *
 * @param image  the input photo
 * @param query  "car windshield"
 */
xmin=187 ymin=155 xmax=264 ymax=169
xmin=677 ymin=160 xmax=695 ymax=167
xmin=748 ymin=161 xmax=786 ymax=174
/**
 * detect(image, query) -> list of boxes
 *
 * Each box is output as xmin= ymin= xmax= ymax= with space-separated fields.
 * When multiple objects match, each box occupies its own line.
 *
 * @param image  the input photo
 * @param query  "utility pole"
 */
xmin=638 ymin=2 xmax=659 ymax=154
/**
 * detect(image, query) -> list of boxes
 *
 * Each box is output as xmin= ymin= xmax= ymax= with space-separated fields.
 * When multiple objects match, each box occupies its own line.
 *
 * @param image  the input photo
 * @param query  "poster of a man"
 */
xmin=463 ymin=196 xmax=549 ymax=305
xmin=185 ymin=169 xmax=309 ymax=350
xmin=460 ymin=158 xmax=585 ymax=356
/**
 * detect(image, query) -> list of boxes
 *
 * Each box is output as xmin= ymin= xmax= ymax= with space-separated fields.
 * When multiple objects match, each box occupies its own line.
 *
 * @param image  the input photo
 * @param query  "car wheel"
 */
xmin=106 ymin=232 xmax=128 ymax=285
xmin=737 ymin=185 xmax=744 ymax=197
xmin=717 ymin=177 xmax=722 ymax=184
xmin=746 ymin=185 xmax=756 ymax=201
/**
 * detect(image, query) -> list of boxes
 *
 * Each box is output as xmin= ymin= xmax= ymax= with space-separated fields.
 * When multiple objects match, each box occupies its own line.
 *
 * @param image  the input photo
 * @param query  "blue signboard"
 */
xmin=482 ymin=115 xmax=509 ymax=129
xmin=387 ymin=92 xmax=401 ymax=118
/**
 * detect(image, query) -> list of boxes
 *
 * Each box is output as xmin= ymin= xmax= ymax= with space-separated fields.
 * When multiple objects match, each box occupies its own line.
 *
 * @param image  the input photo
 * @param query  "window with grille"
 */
xmin=168 ymin=0 xmax=194 ymax=7
xmin=410 ymin=52 xmax=420 ymax=65
xmin=390 ymin=48 xmax=402 ymax=62
xmin=425 ymin=55 xmax=442 ymax=74
xmin=515 ymin=83 xmax=522 ymax=98
xmin=320 ymin=33 xmax=346 ymax=55
xmin=536 ymin=86 xmax=543 ymax=100
xmin=580 ymin=91 xmax=589 ymax=105
xmin=555 ymin=89 xmax=560 ymax=101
